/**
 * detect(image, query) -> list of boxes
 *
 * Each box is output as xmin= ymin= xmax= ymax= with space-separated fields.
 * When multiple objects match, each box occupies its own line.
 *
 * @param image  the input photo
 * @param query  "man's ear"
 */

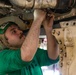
xmin=0 ymin=34 xmax=8 ymax=50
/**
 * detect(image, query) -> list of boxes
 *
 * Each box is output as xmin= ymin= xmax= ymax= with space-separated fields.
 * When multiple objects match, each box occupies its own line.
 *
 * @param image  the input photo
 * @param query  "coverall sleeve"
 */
xmin=0 ymin=49 xmax=32 ymax=73
xmin=35 ymin=48 xmax=59 ymax=66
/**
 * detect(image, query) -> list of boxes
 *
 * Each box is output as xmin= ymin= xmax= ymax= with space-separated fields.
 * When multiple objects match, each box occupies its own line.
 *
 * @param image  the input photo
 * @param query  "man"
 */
xmin=0 ymin=9 xmax=59 ymax=75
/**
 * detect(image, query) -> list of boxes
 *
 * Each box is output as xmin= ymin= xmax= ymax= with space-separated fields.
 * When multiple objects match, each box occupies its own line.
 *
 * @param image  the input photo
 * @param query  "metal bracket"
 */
xmin=52 ymin=20 xmax=76 ymax=75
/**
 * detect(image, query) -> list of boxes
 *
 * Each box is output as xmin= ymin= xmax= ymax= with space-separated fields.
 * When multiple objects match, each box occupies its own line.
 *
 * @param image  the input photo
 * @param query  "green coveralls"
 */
xmin=0 ymin=48 xmax=59 ymax=75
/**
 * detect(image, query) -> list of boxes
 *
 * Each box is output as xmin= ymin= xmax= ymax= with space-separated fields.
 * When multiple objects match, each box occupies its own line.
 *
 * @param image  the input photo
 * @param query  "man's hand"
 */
xmin=34 ymin=9 xmax=46 ymax=22
xmin=43 ymin=14 xmax=58 ymax=60
xmin=43 ymin=14 xmax=54 ymax=31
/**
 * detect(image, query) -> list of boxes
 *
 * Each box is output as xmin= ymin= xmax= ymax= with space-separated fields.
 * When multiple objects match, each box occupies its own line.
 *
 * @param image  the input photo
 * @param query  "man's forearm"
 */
xmin=45 ymin=30 xmax=58 ymax=60
xmin=21 ymin=19 xmax=42 ymax=61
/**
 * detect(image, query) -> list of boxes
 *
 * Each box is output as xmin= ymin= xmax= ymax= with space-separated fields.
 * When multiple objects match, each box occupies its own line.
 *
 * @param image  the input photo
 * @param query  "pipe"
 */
xmin=9 ymin=0 xmax=26 ymax=7
xmin=9 ymin=0 xmax=76 ymax=9
xmin=9 ymin=0 xmax=57 ymax=8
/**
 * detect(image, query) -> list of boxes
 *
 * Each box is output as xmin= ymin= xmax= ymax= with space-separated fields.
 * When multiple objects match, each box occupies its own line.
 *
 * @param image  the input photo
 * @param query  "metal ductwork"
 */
xmin=9 ymin=0 xmax=76 ymax=9
xmin=9 ymin=0 xmax=57 ymax=8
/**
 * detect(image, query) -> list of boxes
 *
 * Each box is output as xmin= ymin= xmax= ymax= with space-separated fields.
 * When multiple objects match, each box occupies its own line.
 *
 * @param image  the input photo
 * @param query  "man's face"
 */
xmin=5 ymin=25 xmax=25 ymax=48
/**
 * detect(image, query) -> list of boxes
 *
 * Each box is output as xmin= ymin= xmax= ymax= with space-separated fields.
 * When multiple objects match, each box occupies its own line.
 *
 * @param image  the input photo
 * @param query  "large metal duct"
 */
xmin=9 ymin=0 xmax=57 ymax=8
xmin=9 ymin=0 xmax=76 ymax=9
